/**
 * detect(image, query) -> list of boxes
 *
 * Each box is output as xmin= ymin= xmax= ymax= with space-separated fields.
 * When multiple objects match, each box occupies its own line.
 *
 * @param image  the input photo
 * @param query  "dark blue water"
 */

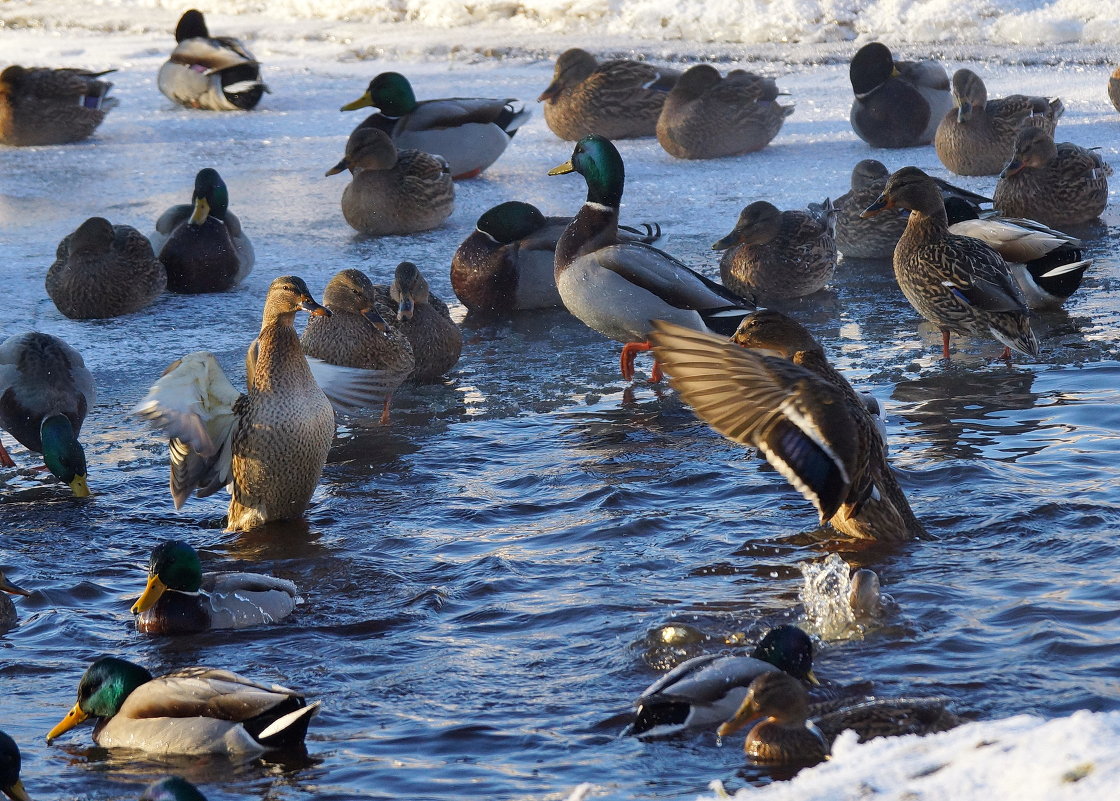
xmin=1 ymin=48 xmax=1119 ymax=801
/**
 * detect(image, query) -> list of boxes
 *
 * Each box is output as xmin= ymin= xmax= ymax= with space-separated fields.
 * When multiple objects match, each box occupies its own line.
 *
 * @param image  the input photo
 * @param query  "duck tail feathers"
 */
xmin=253 ymin=700 xmax=320 ymax=750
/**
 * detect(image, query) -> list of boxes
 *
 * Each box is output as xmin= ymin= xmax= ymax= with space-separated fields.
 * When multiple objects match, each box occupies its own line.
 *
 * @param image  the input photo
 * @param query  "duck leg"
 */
xmin=620 ymin=341 xmax=661 ymax=382
xmin=940 ymin=329 xmax=952 ymax=361
xmin=999 ymin=346 xmax=1012 ymax=362
xmin=0 ymin=438 xmax=15 ymax=468
xmin=379 ymin=395 xmax=393 ymax=426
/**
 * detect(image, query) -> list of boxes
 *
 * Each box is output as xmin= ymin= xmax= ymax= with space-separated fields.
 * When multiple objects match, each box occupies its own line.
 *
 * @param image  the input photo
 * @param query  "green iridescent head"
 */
xmin=39 ymin=414 xmax=88 ymax=497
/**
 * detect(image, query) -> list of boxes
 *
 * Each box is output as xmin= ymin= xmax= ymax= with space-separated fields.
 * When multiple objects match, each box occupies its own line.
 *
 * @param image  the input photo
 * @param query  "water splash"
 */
xmin=798 ymin=554 xmax=885 ymax=641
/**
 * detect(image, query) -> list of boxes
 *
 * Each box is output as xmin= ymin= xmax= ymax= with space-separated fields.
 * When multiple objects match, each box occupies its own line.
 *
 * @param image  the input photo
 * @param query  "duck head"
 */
xmin=476 ymin=201 xmax=547 ymax=244
xmin=0 ymin=570 xmax=30 ymax=599
xmin=263 ymin=276 xmax=331 ymax=322
xmin=141 ymin=777 xmax=209 ymax=801
xmin=750 ymin=625 xmax=818 ymax=684
xmin=132 ymin=540 xmax=203 ymax=615
xmin=322 ymin=269 xmax=388 ymax=331
xmin=341 ymin=71 xmax=418 ymax=116
xmin=950 ymin=68 xmax=987 ymax=122
xmin=69 ymin=217 xmax=115 ymax=256
xmin=188 ymin=168 xmax=229 ymax=226
xmin=861 ymin=166 xmax=946 ymax=221
xmin=849 ymin=42 xmax=897 ymax=97
xmin=174 ymin=9 xmax=209 ymax=42
xmin=390 ymin=262 xmax=430 ymax=321
xmin=850 ymin=159 xmax=889 ymax=192
xmin=538 ymin=48 xmax=598 ymax=102
xmin=712 ymin=201 xmax=783 ymax=250
xmin=325 ymin=127 xmax=398 ymax=176
xmin=548 ymin=134 xmax=625 ymax=208
xmin=40 ymin=414 xmax=88 ymax=497
xmin=730 ymin=310 xmax=825 ymax=360
xmin=717 ymin=671 xmax=813 ymax=739
xmin=0 ymin=730 xmax=30 ymax=801
xmin=1000 ymin=126 xmax=1057 ymax=178
xmin=47 ymin=657 xmax=153 ymax=742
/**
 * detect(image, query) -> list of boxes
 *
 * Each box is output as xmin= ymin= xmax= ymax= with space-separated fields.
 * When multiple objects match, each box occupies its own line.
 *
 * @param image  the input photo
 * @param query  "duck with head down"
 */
xmin=862 ymin=166 xmax=1039 ymax=362
xmin=373 ymin=262 xmax=461 ymax=384
xmin=0 ymin=332 xmax=94 ymax=497
xmin=0 ymin=64 xmax=117 ymax=146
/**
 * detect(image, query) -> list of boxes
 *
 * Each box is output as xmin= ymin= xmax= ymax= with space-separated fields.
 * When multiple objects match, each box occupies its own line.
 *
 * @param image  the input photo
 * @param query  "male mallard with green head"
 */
xmin=849 ymin=42 xmax=952 ymax=149
xmin=141 ymin=777 xmax=208 ymax=801
xmin=862 ymin=166 xmax=1039 ymax=361
xmin=548 ymin=134 xmax=753 ymax=382
xmin=0 ymin=730 xmax=30 ymax=801
xmin=47 ymin=657 xmax=319 ymax=754
xmin=131 ymin=540 xmax=297 ymax=635
xmin=0 ymin=65 xmax=117 ymax=146
xmin=151 ymin=168 xmax=254 ymax=294
xmin=0 ymin=332 xmax=94 ymax=496
xmin=341 ymin=71 xmax=529 ymax=180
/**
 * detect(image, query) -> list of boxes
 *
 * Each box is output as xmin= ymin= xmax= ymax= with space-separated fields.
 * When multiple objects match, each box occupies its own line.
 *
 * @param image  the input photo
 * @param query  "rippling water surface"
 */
xmin=1 ymin=39 xmax=1119 ymax=801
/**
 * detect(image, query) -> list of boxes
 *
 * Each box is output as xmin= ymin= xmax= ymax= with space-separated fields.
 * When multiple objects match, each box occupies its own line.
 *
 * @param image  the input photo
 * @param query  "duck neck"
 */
xmin=252 ymin=310 xmax=310 ymax=392
xmin=555 ymin=202 xmax=619 ymax=273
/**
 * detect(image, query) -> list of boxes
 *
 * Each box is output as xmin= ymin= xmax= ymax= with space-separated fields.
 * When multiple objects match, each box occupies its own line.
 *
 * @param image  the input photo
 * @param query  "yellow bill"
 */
xmin=47 ymin=702 xmax=88 ymax=742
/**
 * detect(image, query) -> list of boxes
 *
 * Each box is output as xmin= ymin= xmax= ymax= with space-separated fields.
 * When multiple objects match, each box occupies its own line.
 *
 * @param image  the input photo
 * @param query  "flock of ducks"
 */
xmin=1 ymin=10 xmax=1118 ymax=797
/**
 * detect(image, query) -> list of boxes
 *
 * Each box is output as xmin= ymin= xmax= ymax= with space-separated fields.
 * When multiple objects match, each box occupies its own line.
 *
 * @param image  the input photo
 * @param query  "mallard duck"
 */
xmin=150 ymin=168 xmax=254 ymax=294
xmin=0 ymin=730 xmax=30 ymax=801
xmin=1110 ymin=67 xmax=1120 ymax=113
xmin=341 ymin=71 xmax=529 ymax=180
xmin=301 ymin=268 xmax=415 ymax=423
xmin=47 ymin=217 xmax=166 ymax=319
xmin=0 ymin=570 xmax=30 ymax=633
xmin=649 ymin=315 xmax=925 ymax=541
xmin=326 ymin=127 xmax=454 ymax=236
xmin=141 ymin=777 xmax=207 ymax=801
xmin=539 ymin=48 xmax=681 ymax=141
xmin=944 ymin=198 xmax=1091 ymax=310
xmin=656 ymin=65 xmax=793 ymax=159
xmin=131 ymin=540 xmax=297 ymax=635
xmin=713 ymin=200 xmax=837 ymax=301
xmin=993 ymin=127 xmax=1112 ymax=229
xmin=627 ymin=625 xmax=818 ymax=738
xmin=718 ymin=671 xmax=959 ymax=765
xmin=849 ymin=43 xmax=952 ymax=149
xmin=47 ymin=656 xmax=319 ymax=754
xmin=134 ymin=276 xmax=359 ymax=532
xmin=833 ymin=159 xmax=992 ymax=260
xmin=848 ymin=569 xmax=883 ymax=619
xmin=548 ymin=135 xmax=753 ymax=382
xmin=862 ymin=167 xmax=1039 ymax=361
xmin=0 ymin=65 xmax=117 ymax=146
xmin=372 ymin=262 xmax=461 ymax=384
xmin=450 ymin=201 xmax=662 ymax=315
xmin=935 ymin=68 xmax=1063 ymax=177
xmin=157 ymin=9 xmax=268 ymax=111
xmin=0 ymin=332 xmax=93 ymax=496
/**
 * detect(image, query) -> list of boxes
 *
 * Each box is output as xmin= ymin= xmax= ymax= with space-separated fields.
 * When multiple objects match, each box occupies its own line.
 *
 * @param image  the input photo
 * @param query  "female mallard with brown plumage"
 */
xmin=47 ymin=657 xmax=319 ymax=754
xmin=862 ymin=166 xmax=1039 ymax=361
xmin=0 ymin=65 xmax=116 ymax=146
xmin=539 ymin=48 xmax=680 ymax=141
xmin=648 ymin=314 xmax=925 ymax=542
xmin=131 ymin=540 xmax=297 ymax=635
xmin=718 ymin=671 xmax=959 ymax=765
xmin=47 ymin=217 xmax=166 ymax=319
xmin=135 ymin=276 xmax=380 ymax=531
xmin=713 ymin=200 xmax=837 ymax=302
xmin=834 ymin=159 xmax=992 ymax=260
xmin=150 ymin=168 xmax=254 ymax=294
xmin=373 ymin=262 xmax=461 ymax=384
xmin=327 ymin=127 xmax=454 ymax=236
xmin=450 ymin=201 xmax=661 ymax=315
xmin=656 ymin=65 xmax=793 ymax=159
xmin=157 ymin=9 xmax=268 ymax=111
xmin=993 ymin=127 xmax=1112 ymax=228
xmin=302 ymin=269 xmax=415 ymax=423
xmin=0 ymin=332 xmax=94 ymax=496
xmin=935 ymin=68 xmax=1062 ymax=177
